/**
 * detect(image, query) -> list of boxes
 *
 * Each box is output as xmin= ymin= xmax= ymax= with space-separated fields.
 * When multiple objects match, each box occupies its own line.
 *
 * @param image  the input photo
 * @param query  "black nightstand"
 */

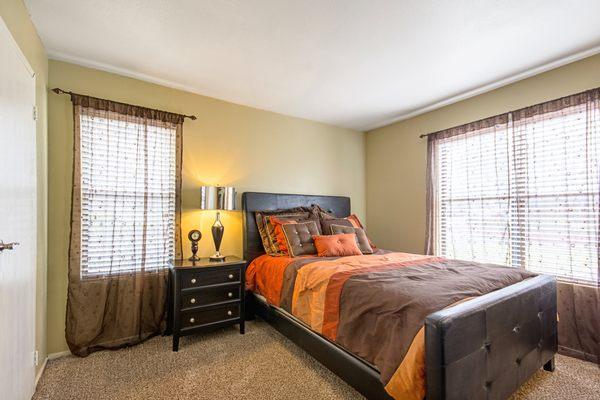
xmin=168 ymin=256 xmax=246 ymax=351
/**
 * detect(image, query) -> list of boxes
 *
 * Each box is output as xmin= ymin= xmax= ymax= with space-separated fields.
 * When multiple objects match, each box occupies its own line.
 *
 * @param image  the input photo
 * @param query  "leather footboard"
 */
xmin=425 ymin=275 xmax=558 ymax=400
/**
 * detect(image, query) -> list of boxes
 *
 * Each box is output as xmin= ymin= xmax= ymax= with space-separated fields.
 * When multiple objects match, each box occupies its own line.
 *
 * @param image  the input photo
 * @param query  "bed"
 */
xmin=242 ymin=191 xmax=557 ymax=400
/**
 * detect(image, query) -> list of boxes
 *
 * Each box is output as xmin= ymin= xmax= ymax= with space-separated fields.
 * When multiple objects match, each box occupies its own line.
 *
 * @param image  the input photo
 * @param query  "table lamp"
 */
xmin=200 ymin=186 xmax=236 ymax=262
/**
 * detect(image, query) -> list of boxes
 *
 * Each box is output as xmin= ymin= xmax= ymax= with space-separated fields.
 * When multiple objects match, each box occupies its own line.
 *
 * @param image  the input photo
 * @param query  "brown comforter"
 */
xmin=246 ymin=251 xmax=535 ymax=399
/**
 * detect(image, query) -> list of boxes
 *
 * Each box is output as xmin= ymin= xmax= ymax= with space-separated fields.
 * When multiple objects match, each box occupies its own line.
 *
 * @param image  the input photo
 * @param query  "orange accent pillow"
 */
xmin=347 ymin=214 xmax=363 ymax=228
xmin=269 ymin=216 xmax=297 ymax=255
xmin=312 ymin=233 xmax=362 ymax=257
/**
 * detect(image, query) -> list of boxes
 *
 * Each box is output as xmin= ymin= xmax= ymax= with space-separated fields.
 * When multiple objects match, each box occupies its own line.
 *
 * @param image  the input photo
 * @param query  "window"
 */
xmin=437 ymin=121 xmax=511 ymax=266
xmin=79 ymin=109 xmax=177 ymax=278
xmin=433 ymin=89 xmax=599 ymax=285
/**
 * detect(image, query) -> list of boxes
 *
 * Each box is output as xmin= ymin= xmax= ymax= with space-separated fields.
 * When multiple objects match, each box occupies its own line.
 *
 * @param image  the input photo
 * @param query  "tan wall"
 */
xmin=47 ymin=60 xmax=366 ymax=353
xmin=366 ymin=53 xmax=600 ymax=253
xmin=0 ymin=0 xmax=48 ymax=376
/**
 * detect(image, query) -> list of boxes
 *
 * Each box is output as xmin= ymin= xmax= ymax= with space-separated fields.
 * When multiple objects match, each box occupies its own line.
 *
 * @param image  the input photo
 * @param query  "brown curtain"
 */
xmin=512 ymin=90 xmax=600 ymax=363
xmin=424 ymin=114 xmax=510 ymax=257
xmin=424 ymin=134 xmax=438 ymax=255
xmin=425 ymin=87 xmax=600 ymax=363
xmin=66 ymin=93 xmax=184 ymax=356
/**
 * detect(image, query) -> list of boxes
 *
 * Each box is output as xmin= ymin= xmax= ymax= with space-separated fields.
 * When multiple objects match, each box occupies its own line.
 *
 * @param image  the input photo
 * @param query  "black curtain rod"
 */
xmin=51 ymin=87 xmax=197 ymax=120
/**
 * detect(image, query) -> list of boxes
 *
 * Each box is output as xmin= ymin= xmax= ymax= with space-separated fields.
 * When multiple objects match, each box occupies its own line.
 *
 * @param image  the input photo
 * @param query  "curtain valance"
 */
xmin=424 ymin=87 xmax=600 ymax=139
xmin=69 ymin=92 xmax=187 ymax=124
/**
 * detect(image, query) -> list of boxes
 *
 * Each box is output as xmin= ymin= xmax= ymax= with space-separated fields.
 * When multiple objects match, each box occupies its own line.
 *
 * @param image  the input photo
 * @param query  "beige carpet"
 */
xmin=34 ymin=320 xmax=599 ymax=400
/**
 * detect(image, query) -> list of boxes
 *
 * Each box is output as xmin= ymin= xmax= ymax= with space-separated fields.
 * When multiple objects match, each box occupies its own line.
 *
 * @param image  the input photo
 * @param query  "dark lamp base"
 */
xmin=209 ymin=255 xmax=226 ymax=262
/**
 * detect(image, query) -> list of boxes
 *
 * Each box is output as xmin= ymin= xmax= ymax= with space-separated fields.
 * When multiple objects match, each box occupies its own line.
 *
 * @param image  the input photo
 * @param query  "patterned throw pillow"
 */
xmin=255 ymin=208 xmax=307 ymax=255
xmin=265 ymin=214 xmax=322 ymax=256
xmin=330 ymin=224 xmax=373 ymax=254
xmin=309 ymin=204 xmax=336 ymax=219
xmin=264 ymin=214 xmax=309 ymax=256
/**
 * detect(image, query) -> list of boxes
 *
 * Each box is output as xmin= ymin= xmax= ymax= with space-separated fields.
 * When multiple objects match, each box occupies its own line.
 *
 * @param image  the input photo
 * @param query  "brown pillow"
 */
xmin=320 ymin=213 xmax=376 ymax=249
xmin=312 ymin=233 xmax=362 ymax=257
xmin=264 ymin=214 xmax=311 ymax=256
xmin=255 ymin=208 xmax=307 ymax=255
xmin=320 ymin=212 xmax=364 ymax=226
xmin=282 ymin=221 xmax=320 ymax=257
xmin=320 ymin=218 xmax=354 ymax=235
xmin=268 ymin=216 xmax=300 ymax=256
xmin=310 ymin=204 xmax=336 ymax=219
xmin=330 ymin=224 xmax=373 ymax=254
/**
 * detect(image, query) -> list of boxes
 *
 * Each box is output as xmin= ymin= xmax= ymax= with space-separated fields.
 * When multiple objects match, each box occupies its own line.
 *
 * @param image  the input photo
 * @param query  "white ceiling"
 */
xmin=25 ymin=0 xmax=600 ymax=131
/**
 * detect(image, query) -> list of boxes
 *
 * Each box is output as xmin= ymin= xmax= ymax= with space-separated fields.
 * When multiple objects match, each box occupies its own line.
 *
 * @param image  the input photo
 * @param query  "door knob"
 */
xmin=0 ymin=241 xmax=19 ymax=252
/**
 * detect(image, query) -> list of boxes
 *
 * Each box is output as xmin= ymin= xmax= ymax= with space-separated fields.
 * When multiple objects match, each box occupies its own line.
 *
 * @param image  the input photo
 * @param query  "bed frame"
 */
xmin=242 ymin=191 xmax=557 ymax=400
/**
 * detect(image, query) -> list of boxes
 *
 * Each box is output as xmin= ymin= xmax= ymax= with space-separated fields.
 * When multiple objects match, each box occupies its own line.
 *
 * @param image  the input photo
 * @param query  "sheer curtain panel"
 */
xmin=426 ymin=87 xmax=600 ymax=363
xmin=510 ymin=92 xmax=599 ymax=284
xmin=427 ymin=89 xmax=600 ymax=286
xmin=66 ymin=93 xmax=184 ymax=356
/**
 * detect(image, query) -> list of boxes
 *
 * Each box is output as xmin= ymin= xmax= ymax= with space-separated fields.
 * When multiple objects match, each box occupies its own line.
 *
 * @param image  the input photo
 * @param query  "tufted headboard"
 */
xmin=241 ymin=192 xmax=351 ymax=265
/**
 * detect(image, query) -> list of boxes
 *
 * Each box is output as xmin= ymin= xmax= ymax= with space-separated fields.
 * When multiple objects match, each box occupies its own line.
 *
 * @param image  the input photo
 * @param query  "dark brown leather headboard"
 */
xmin=242 ymin=192 xmax=351 ymax=265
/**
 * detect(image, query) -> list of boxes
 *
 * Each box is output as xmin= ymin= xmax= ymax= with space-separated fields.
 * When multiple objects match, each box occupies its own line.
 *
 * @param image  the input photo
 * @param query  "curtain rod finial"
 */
xmin=52 ymin=87 xmax=69 ymax=95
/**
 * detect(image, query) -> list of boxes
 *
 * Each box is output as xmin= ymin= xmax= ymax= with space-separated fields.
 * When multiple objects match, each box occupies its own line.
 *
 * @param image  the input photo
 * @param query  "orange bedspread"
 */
xmin=246 ymin=252 xmax=534 ymax=400
xmin=246 ymin=252 xmax=433 ymax=399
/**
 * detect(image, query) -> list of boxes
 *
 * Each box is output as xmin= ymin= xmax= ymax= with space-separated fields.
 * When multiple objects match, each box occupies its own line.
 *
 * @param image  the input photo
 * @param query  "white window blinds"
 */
xmin=434 ymin=89 xmax=599 ymax=285
xmin=79 ymin=109 xmax=177 ymax=278
xmin=437 ymin=121 xmax=512 ymax=266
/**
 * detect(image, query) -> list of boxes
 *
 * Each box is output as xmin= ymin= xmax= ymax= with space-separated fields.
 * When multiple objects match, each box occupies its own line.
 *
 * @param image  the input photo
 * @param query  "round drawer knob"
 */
xmin=190 ymin=298 xmax=196 ymax=304
xmin=228 ymin=292 xmax=233 ymax=298
xmin=189 ymin=317 xmax=195 ymax=323
xmin=191 ymin=278 xmax=197 ymax=284
xmin=227 ymin=310 xmax=232 ymax=316
xmin=228 ymin=274 xmax=234 ymax=279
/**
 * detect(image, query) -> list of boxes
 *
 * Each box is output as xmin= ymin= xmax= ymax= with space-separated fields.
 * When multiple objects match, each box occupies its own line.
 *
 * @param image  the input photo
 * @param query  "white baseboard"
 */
xmin=47 ymin=350 xmax=71 ymax=360
xmin=35 ymin=357 xmax=48 ymax=388
xmin=35 ymin=351 xmax=71 ymax=389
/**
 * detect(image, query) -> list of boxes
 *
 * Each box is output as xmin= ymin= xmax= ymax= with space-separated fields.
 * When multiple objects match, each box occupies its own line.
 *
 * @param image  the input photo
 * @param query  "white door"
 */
xmin=0 ymin=17 xmax=37 ymax=400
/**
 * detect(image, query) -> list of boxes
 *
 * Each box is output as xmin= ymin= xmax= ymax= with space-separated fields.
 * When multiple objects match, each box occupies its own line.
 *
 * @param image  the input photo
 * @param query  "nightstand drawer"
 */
xmin=169 ymin=256 xmax=246 ymax=351
xmin=181 ymin=284 xmax=241 ymax=309
xmin=180 ymin=267 xmax=240 ymax=289
xmin=181 ymin=304 xmax=240 ymax=329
